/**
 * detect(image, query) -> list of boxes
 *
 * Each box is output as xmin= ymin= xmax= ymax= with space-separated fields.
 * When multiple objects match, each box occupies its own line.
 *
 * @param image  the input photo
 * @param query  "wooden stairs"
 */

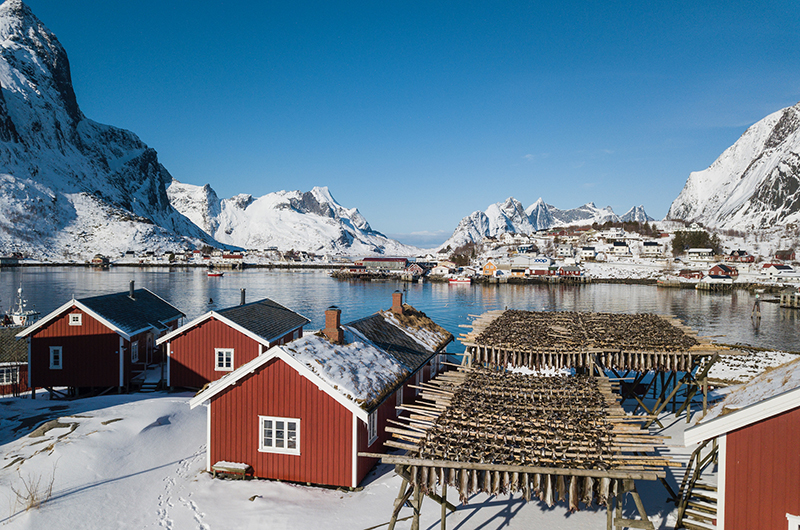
xmin=676 ymin=438 xmax=719 ymax=530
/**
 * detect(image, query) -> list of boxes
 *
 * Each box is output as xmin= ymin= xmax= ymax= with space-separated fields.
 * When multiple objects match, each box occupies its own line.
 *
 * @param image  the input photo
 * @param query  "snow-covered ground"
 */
xmin=0 ymin=389 xmax=695 ymax=530
xmin=2 ymin=347 xmax=797 ymax=529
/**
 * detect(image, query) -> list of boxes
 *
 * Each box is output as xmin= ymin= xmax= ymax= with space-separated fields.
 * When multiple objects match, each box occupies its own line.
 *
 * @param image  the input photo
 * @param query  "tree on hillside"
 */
xmin=671 ymin=229 xmax=721 ymax=257
xmin=450 ymin=241 xmax=479 ymax=267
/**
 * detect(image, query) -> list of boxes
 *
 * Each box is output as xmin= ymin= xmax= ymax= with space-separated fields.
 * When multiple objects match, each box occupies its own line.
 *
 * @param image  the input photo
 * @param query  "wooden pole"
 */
xmin=440 ymin=481 xmax=447 ymax=530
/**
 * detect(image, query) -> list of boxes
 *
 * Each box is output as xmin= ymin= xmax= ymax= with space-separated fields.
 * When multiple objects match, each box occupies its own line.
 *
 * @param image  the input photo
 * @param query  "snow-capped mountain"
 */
xmin=0 ymin=0 xmax=217 ymax=260
xmin=168 ymin=182 xmax=420 ymax=256
xmin=440 ymin=197 xmax=652 ymax=249
xmin=667 ymin=101 xmax=800 ymax=230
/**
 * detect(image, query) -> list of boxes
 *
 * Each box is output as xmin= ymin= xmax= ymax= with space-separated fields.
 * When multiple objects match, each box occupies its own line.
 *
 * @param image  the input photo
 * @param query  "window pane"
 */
xmin=287 ymin=422 xmax=297 ymax=449
xmin=263 ymin=420 xmax=272 ymax=446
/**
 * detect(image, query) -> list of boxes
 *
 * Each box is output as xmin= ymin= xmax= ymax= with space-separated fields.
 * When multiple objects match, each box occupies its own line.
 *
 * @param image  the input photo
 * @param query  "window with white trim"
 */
xmin=259 ymin=416 xmax=300 ymax=455
xmin=50 ymin=346 xmax=62 ymax=369
xmin=368 ymin=410 xmax=378 ymax=445
xmin=0 ymin=366 xmax=19 ymax=385
xmin=215 ymin=348 xmax=233 ymax=371
xmin=69 ymin=313 xmax=82 ymax=326
xmin=131 ymin=342 xmax=139 ymax=363
xmin=787 ymin=513 xmax=800 ymax=530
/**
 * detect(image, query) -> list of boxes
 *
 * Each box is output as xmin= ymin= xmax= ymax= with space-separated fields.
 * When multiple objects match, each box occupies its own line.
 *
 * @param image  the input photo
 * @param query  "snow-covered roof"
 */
xmin=685 ymin=356 xmax=800 ymax=445
xmin=189 ymin=328 xmax=410 ymax=420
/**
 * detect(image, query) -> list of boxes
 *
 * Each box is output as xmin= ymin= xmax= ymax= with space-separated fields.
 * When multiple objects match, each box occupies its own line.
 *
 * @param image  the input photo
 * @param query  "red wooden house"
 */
xmin=709 ymin=263 xmax=738 ymax=278
xmin=157 ymin=296 xmax=310 ymax=390
xmin=189 ymin=292 xmax=453 ymax=488
xmin=678 ymin=269 xmax=704 ymax=280
xmin=684 ymin=358 xmax=800 ymax=530
xmin=1 ymin=326 xmax=29 ymax=396
xmin=16 ymin=282 xmax=184 ymax=397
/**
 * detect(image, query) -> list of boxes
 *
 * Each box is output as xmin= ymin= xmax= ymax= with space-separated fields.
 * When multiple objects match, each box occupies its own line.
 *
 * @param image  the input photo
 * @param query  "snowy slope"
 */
xmin=168 ymin=181 xmax=421 ymax=256
xmin=440 ymin=197 xmax=652 ymax=250
xmin=667 ymin=101 xmax=800 ymax=229
xmin=0 ymin=0 xmax=217 ymax=259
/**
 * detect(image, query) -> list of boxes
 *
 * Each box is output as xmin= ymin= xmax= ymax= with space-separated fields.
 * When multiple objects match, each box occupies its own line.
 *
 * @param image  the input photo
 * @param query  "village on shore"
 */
xmin=2 ymin=219 xmax=800 ymax=529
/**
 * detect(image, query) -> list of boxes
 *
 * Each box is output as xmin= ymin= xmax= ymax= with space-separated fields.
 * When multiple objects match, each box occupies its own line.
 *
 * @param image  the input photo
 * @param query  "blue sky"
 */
xmin=26 ymin=1 xmax=800 ymax=247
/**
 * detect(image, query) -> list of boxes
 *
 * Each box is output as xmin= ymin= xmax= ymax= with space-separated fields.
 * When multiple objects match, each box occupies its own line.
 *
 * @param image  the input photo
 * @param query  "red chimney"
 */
xmin=324 ymin=306 xmax=344 ymax=344
xmin=392 ymin=290 xmax=404 ymax=315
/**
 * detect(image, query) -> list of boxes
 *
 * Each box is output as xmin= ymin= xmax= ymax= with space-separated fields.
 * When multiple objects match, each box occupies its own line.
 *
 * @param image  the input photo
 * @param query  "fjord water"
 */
xmin=2 ymin=267 xmax=799 ymax=352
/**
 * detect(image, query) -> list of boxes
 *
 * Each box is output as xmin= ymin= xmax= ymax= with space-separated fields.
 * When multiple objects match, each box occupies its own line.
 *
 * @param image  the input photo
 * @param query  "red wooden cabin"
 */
xmin=1 ymin=327 xmax=29 ymax=396
xmin=189 ymin=292 xmax=453 ymax=488
xmin=685 ymin=361 xmax=800 ymax=530
xmin=16 ymin=282 xmax=183 ymax=397
xmin=709 ymin=263 xmax=738 ymax=278
xmin=158 ymin=296 xmax=310 ymax=390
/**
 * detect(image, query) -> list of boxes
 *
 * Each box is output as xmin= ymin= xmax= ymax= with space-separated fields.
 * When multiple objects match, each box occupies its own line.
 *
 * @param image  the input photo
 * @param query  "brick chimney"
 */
xmin=324 ymin=306 xmax=344 ymax=344
xmin=392 ymin=290 xmax=404 ymax=315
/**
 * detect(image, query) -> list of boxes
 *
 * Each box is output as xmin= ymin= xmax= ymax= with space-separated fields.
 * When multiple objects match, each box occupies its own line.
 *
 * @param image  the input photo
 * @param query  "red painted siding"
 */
xmin=169 ymin=318 xmax=263 ymax=388
xmin=29 ymin=307 xmax=122 ymax=388
xmin=209 ymin=357 xmax=353 ymax=487
xmin=0 ymin=364 xmax=29 ymax=396
xmin=725 ymin=406 xmax=800 ymax=530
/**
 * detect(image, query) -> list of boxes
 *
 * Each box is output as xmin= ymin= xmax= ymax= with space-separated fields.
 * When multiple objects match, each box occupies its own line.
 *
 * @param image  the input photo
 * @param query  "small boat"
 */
xmin=207 ymin=270 xmax=224 ymax=277
xmin=449 ymin=277 xmax=472 ymax=285
xmin=4 ymin=285 xmax=40 ymax=327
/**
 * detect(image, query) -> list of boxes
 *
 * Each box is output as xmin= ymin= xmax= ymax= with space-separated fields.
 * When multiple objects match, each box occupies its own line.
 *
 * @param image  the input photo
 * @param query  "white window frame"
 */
xmin=49 ymin=346 xmax=62 ymax=369
xmin=0 ymin=365 xmax=19 ymax=385
xmin=69 ymin=313 xmax=82 ymax=326
xmin=788 ymin=513 xmax=800 ymax=530
xmin=215 ymin=348 xmax=234 ymax=371
xmin=368 ymin=410 xmax=378 ymax=446
xmin=258 ymin=415 xmax=300 ymax=455
xmin=131 ymin=342 xmax=139 ymax=363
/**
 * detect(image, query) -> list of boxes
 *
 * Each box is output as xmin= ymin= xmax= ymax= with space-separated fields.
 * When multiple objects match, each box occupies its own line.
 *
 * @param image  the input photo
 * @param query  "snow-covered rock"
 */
xmin=439 ymin=196 xmax=652 ymax=250
xmin=0 ymin=0 xmax=217 ymax=259
xmin=667 ymin=101 xmax=800 ymax=230
xmin=168 ymin=181 xmax=421 ymax=256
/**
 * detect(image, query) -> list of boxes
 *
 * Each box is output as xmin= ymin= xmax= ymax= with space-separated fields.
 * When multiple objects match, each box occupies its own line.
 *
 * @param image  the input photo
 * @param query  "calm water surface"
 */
xmin=2 ymin=267 xmax=798 ymax=352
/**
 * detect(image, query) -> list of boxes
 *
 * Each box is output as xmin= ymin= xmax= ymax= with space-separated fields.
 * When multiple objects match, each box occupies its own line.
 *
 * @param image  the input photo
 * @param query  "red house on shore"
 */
xmin=189 ymin=292 xmax=453 ymax=488
xmin=16 ymin=282 xmax=184 ymax=397
xmin=684 ymin=357 xmax=800 ymax=530
xmin=157 ymin=295 xmax=310 ymax=390
xmin=1 ymin=327 xmax=29 ymax=396
xmin=709 ymin=263 xmax=738 ymax=278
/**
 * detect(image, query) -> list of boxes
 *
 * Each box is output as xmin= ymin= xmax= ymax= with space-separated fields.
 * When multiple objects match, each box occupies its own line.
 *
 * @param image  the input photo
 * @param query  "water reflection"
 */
xmin=1 ymin=267 xmax=798 ymax=352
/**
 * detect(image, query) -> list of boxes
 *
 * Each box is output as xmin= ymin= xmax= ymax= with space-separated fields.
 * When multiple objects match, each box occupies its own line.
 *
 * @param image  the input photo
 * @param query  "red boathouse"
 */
xmin=684 ymin=357 xmax=800 ymax=530
xmin=16 ymin=282 xmax=183 ymax=396
xmin=189 ymin=292 xmax=453 ymax=488
xmin=157 ymin=295 xmax=310 ymax=390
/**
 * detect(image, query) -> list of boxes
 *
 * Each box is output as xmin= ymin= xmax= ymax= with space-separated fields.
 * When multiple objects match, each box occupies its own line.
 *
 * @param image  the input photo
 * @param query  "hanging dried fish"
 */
xmin=543 ymin=474 xmax=554 ymax=507
xmin=568 ymin=476 xmax=580 ymax=512
xmin=458 ymin=468 xmax=469 ymax=504
xmin=582 ymin=476 xmax=594 ymax=507
xmin=556 ymin=475 xmax=566 ymax=503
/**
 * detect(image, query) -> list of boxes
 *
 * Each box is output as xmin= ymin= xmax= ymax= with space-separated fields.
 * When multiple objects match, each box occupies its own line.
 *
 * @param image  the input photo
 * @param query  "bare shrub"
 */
xmin=11 ymin=464 xmax=56 ymax=511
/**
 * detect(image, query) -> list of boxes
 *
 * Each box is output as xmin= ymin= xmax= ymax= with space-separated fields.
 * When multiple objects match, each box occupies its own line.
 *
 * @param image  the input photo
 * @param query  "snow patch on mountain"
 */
xmin=0 ymin=0 xmax=217 ymax=259
xmin=167 ymin=182 xmax=420 ymax=256
xmin=667 ymin=101 xmax=800 ymax=230
xmin=440 ymin=197 xmax=652 ymax=250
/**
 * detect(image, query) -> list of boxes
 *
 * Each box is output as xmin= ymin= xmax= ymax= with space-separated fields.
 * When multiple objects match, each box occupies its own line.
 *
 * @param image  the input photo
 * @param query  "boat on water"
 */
xmin=2 ymin=285 xmax=40 ymax=327
xmin=207 ymin=270 xmax=224 ymax=277
xmin=449 ymin=277 xmax=472 ymax=285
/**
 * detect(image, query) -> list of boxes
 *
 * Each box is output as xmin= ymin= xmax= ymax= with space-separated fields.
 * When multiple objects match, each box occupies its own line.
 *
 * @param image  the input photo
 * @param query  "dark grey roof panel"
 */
xmin=347 ymin=313 xmax=434 ymax=374
xmin=0 ymin=327 xmax=27 ymax=363
xmin=217 ymin=298 xmax=310 ymax=343
xmin=78 ymin=289 xmax=184 ymax=336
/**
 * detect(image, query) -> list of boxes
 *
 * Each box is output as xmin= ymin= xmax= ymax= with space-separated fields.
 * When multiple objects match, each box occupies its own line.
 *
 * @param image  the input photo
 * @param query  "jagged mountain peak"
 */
xmin=667 ymin=101 xmax=800 ymax=229
xmin=0 ymin=1 xmax=219 ymax=259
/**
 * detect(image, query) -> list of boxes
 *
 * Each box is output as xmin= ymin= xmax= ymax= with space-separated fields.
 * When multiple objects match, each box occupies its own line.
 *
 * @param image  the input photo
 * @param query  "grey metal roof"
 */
xmin=79 ymin=289 xmax=184 ymax=336
xmin=0 ymin=326 xmax=27 ymax=363
xmin=216 ymin=298 xmax=310 ymax=343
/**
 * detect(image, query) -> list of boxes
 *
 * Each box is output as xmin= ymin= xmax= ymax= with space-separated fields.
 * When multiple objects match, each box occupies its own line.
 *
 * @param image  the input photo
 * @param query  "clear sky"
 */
xmin=25 ymin=1 xmax=800 ymax=247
